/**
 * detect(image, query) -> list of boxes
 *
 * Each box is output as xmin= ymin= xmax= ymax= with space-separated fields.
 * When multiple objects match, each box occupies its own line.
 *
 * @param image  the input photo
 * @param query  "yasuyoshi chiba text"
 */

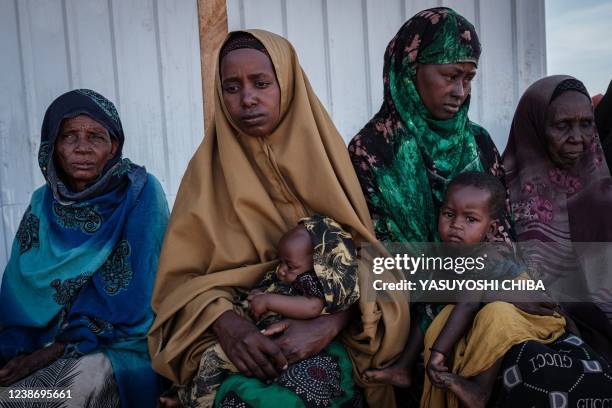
xmin=372 ymin=279 xmax=546 ymax=291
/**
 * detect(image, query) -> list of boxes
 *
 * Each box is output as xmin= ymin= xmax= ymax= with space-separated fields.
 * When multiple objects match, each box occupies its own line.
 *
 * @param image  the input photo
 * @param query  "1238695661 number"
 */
xmin=0 ymin=387 xmax=72 ymax=402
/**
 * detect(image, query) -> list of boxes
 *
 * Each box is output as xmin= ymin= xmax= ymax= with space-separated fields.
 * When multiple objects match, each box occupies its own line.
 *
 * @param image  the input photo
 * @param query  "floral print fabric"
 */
xmin=348 ymin=7 xmax=514 ymax=244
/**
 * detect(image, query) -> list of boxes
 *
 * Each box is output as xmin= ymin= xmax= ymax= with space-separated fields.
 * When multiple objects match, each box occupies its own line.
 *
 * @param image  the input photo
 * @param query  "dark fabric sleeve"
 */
xmin=292 ymin=270 xmax=325 ymax=300
xmin=348 ymin=133 xmax=396 ymax=242
xmin=473 ymin=124 xmax=517 ymax=242
xmin=595 ymin=80 xmax=612 ymax=174
xmin=595 ymin=80 xmax=612 ymax=140
xmin=348 ymin=136 xmax=378 ymax=219
xmin=253 ymin=270 xmax=278 ymax=291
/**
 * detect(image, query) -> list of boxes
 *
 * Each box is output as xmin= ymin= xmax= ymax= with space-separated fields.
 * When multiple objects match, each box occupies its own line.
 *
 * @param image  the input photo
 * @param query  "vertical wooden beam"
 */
xmin=197 ymin=0 xmax=228 ymax=130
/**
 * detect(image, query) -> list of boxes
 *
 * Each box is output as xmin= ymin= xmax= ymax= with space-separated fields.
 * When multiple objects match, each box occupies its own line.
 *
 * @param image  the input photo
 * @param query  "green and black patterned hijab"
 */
xmin=387 ymin=7 xmax=481 ymax=151
xmin=300 ymin=214 xmax=359 ymax=313
xmin=349 ymin=8 xmax=508 ymax=243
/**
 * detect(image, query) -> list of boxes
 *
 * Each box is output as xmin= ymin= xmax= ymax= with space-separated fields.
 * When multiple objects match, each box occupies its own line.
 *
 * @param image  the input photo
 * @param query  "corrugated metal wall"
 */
xmin=0 ymin=0 xmax=546 ymax=271
xmin=0 ymin=0 xmax=204 ymax=270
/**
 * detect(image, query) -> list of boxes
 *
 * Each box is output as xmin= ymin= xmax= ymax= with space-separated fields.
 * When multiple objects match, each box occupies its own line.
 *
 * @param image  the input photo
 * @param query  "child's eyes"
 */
xmin=443 ymin=211 xmax=454 ymax=218
xmin=466 ymin=217 xmax=477 ymax=223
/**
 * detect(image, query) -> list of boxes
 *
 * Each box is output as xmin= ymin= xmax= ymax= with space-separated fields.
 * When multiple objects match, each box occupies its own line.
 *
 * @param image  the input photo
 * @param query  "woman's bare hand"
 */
xmin=212 ymin=310 xmax=287 ymax=380
xmin=265 ymin=310 xmax=349 ymax=365
xmin=0 ymin=343 xmax=65 ymax=386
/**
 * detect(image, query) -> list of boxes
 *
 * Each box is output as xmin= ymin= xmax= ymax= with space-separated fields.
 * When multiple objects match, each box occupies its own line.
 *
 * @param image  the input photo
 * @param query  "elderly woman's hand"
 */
xmin=263 ymin=309 xmax=351 ymax=365
xmin=0 ymin=343 xmax=65 ymax=386
xmin=212 ymin=310 xmax=287 ymax=381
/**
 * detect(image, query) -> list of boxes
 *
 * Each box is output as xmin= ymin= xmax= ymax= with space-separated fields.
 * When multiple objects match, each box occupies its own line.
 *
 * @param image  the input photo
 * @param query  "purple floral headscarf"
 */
xmin=503 ymin=75 xmax=612 ymax=358
xmin=503 ymin=75 xmax=609 ymax=245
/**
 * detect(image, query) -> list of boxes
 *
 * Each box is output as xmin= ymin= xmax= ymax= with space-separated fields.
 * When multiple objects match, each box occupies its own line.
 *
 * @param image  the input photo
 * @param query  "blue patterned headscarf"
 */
xmin=0 ymin=89 xmax=169 ymax=407
xmin=39 ymin=89 xmax=131 ymax=204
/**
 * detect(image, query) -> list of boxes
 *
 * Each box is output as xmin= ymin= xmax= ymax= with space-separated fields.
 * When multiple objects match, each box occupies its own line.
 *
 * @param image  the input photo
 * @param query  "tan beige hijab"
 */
xmin=148 ymin=29 xmax=408 ymax=406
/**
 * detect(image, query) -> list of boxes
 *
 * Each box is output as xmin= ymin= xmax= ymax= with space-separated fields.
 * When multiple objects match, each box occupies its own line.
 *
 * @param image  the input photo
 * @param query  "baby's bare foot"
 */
xmin=438 ymin=373 xmax=486 ymax=408
xmin=363 ymin=363 xmax=412 ymax=388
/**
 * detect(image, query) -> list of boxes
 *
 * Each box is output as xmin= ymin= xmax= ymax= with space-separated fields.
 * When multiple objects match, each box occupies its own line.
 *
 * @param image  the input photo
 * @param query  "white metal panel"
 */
xmin=441 ymin=0 xmax=477 ymax=22
xmin=325 ymin=0 xmax=370 ymax=139
xmin=0 ymin=0 xmax=19 ymax=269
xmin=111 ymin=0 xmax=169 ymax=191
xmin=0 ymin=0 xmax=203 ymax=270
xmin=364 ymin=0 xmax=404 ymax=116
xmin=285 ymin=0 xmax=331 ymax=110
xmin=156 ymin=0 xmax=204 ymax=195
xmin=17 ymin=0 xmax=70 ymax=197
xmin=479 ymin=0 xmax=517 ymax=149
xmin=226 ymin=0 xmax=243 ymax=30
xmin=0 ymin=0 xmax=34 ymax=248
xmin=64 ymin=0 xmax=117 ymax=101
xmin=515 ymin=0 xmax=547 ymax=97
xmin=243 ymin=0 xmax=285 ymax=36
xmin=405 ymin=0 xmax=440 ymax=20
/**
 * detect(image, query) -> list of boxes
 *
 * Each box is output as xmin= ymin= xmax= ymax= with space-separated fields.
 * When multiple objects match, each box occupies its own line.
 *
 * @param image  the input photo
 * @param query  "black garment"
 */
xmin=595 ymin=80 xmax=612 ymax=174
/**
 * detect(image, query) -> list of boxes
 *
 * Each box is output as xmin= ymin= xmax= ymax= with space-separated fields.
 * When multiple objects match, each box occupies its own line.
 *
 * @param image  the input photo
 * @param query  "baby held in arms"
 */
xmin=364 ymin=171 xmax=568 ymax=408
xmin=247 ymin=215 xmax=359 ymax=331
xmin=178 ymin=214 xmax=360 ymax=407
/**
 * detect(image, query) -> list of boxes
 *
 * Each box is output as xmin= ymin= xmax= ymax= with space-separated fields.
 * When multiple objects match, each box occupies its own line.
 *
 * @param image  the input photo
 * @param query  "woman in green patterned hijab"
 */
xmin=348 ymin=7 xmax=518 ymax=398
xmin=349 ymin=7 xmax=514 ymax=244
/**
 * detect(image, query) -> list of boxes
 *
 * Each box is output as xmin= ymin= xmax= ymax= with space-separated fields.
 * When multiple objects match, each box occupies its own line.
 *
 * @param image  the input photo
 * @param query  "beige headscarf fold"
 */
xmin=148 ymin=29 xmax=408 ymax=406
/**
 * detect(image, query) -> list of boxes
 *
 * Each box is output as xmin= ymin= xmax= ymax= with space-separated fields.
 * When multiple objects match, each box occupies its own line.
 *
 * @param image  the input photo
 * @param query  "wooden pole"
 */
xmin=197 ymin=0 xmax=228 ymax=131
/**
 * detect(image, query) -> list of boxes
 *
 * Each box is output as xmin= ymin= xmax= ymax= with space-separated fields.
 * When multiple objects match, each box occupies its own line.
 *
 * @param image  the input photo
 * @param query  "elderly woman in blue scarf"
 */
xmin=0 ymin=89 xmax=169 ymax=407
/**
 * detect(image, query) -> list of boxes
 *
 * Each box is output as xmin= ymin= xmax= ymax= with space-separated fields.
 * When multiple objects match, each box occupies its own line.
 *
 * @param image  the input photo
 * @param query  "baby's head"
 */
xmin=276 ymin=225 xmax=313 ymax=284
xmin=438 ymin=171 xmax=506 ymax=244
xmin=274 ymin=215 xmax=359 ymax=313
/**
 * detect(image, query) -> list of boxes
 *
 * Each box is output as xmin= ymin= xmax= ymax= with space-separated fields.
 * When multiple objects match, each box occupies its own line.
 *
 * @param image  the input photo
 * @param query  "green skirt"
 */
xmin=214 ymin=341 xmax=359 ymax=407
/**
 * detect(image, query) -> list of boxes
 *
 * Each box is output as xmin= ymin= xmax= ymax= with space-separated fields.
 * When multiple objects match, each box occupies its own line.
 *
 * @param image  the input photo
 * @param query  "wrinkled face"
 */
xmin=545 ymin=91 xmax=595 ymax=169
xmin=220 ymin=48 xmax=281 ymax=137
xmin=414 ymin=62 xmax=477 ymax=120
xmin=438 ymin=184 xmax=496 ymax=244
xmin=276 ymin=226 xmax=313 ymax=284
xmin=55 ymin=115 xmax=118 ymax=192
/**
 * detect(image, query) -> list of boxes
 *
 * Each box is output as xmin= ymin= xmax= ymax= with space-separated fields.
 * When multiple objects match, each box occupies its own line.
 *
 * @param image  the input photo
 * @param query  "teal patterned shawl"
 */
xmin=0 ymin=90 xmax=169 ymax=407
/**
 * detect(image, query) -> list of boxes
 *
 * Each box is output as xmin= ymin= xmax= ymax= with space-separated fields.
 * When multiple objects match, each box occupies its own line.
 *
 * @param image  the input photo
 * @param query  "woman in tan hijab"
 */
xmin=148 ymin=30 xmax=409 ymax=406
